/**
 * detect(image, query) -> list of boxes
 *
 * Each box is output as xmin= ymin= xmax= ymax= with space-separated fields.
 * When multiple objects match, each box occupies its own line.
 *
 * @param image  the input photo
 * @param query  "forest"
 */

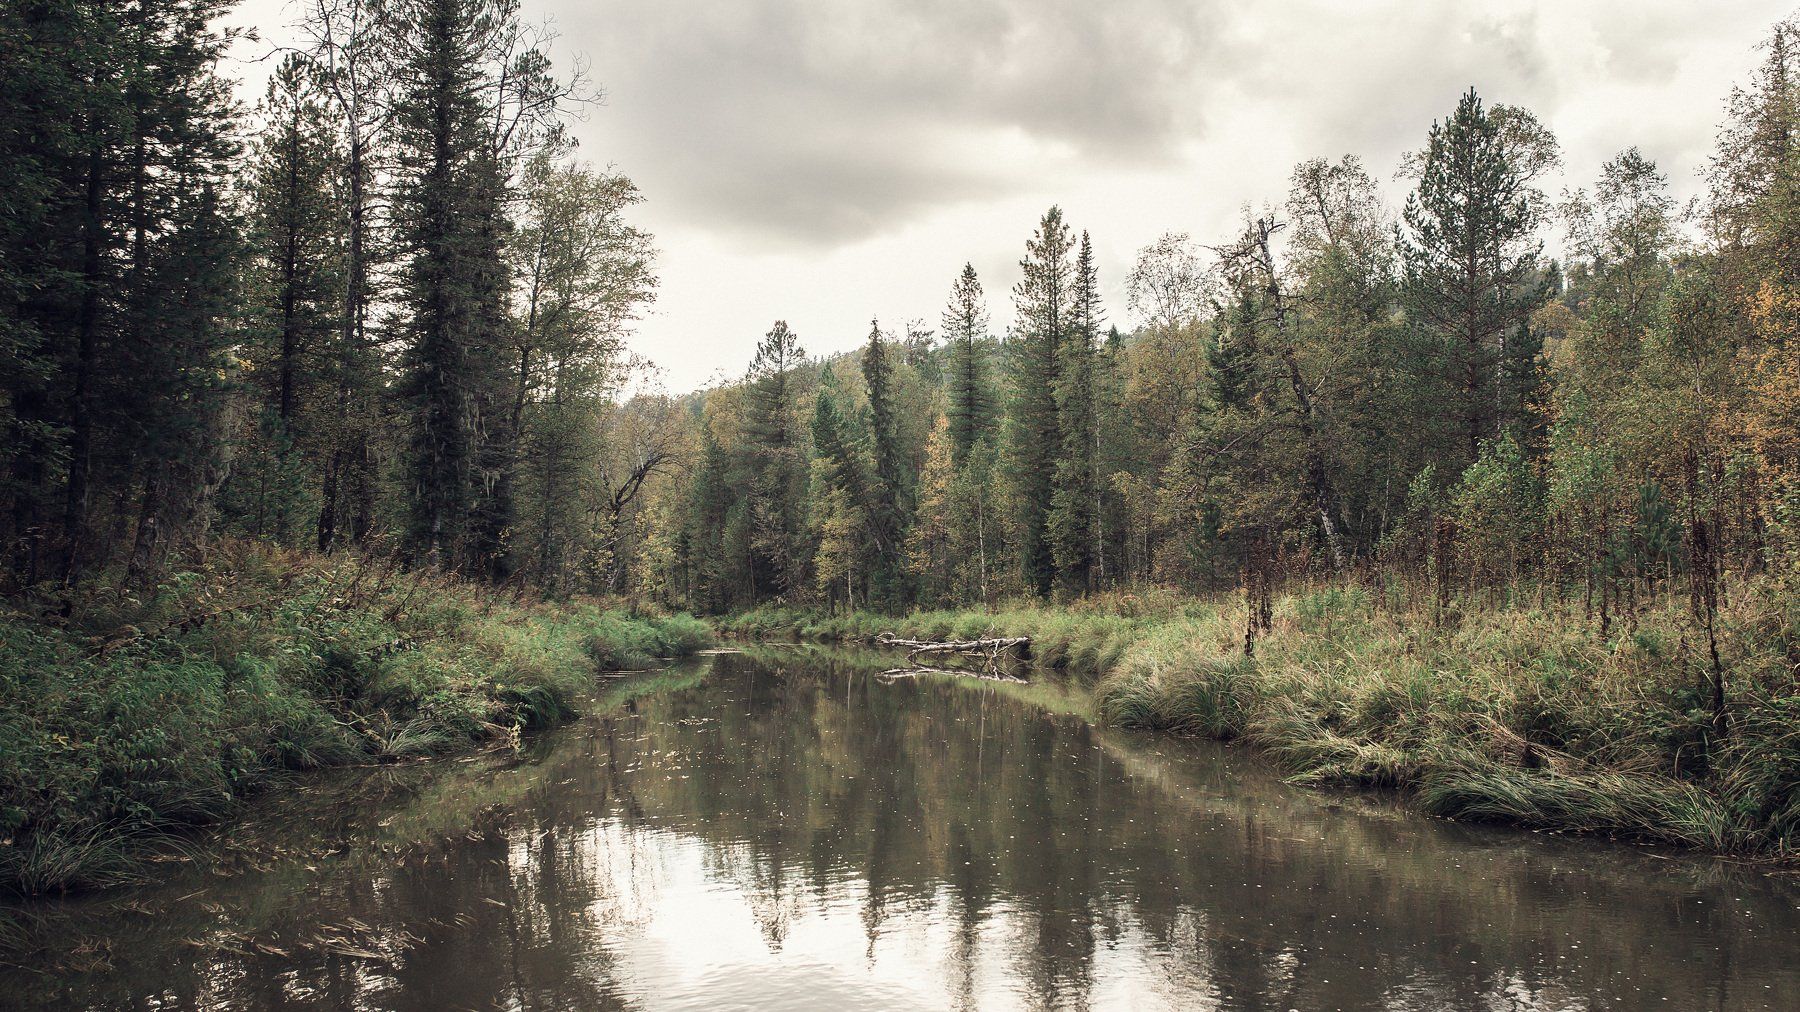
xmin=5 ymin=0 xmax=1799 ymax=631
xmin=5 ymin=0 xmax=1800 ymax=898
xmin=628 ymin=29 xmax=1800 ymax=672
xmin=1 ymin=0 xmax=656 ymax=595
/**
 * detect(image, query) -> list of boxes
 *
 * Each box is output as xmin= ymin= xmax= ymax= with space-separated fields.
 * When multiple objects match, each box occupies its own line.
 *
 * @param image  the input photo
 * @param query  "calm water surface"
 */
xmin=3 ymin=648 xmax=1797 ymax=1010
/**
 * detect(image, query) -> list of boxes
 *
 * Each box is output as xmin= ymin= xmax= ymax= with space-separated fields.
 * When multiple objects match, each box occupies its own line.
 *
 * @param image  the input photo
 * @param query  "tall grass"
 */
xmin=735 ymin=577 xmax=1800 ymax=856
xmin=724 ymin=589 xmax=1196 ymax=679
xmin=0 ymin=542 xmax=713 ymax=895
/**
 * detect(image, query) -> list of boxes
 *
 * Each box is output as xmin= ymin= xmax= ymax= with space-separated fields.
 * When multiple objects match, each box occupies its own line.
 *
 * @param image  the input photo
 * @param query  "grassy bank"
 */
xmin=0 ymin=543 xmax=711 ymax=895
xmin=729 ymin=580 xmax=1800 ymax=857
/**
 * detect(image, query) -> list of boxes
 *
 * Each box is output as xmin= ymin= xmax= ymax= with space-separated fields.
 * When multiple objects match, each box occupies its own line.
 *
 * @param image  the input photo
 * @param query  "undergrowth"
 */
xmin=0 ymin=542 xmax=711 ymax=895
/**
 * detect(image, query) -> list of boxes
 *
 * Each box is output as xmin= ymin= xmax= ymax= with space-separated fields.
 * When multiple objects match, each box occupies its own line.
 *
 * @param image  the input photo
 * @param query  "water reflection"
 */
xmin=4 ymin=649 xmax=1797 ymax=1010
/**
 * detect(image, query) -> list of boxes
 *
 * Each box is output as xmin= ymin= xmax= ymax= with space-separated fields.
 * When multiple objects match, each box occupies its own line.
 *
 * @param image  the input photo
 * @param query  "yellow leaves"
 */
xmin=1746 ymin=338 xmax=1800 ymax=480
xmin=904 ymin=416 xmax=956 ymax=583
xmin=1531 ymin=299 xmax=1581 ymax=372
xmin=1747 ymin=278 xmax=1800 ymax=343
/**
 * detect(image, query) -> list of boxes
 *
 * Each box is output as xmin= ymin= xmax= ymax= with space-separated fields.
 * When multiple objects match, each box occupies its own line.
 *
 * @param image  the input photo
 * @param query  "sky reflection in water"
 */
xmin=5 ymin=648 xmax=1798 ymax=1011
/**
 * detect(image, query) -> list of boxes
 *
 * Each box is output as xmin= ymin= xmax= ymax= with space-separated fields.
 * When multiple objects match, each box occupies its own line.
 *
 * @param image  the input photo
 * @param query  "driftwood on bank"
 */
xmin=872 ymin=632 xmax=1030 ymax=665
xmin=871 ymin=631 xmax=1032 ymax=685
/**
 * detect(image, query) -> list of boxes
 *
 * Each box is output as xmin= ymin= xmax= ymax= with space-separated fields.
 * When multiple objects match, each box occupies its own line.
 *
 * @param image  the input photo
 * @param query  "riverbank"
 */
xmin=0 ymin=543 xmax=711 ymax=896
xmin=726 ymin=579 xmax=1800 ymax=857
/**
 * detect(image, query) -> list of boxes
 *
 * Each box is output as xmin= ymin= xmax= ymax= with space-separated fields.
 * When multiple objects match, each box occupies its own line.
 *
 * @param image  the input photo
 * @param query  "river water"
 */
xmin=3 ymin=648 xmax=1797 ymax=1010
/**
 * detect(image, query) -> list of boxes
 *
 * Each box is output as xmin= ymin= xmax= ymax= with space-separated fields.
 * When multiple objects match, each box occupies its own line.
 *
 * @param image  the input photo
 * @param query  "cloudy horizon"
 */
xmin=231 ymin=0 xmax=1793 ymax=391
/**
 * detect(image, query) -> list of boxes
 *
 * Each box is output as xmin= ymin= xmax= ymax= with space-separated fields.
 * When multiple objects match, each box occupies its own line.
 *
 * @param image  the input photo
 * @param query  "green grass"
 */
xmin=723 ymin=589 xmax=1195 ymax=679
xmin=0 ymin=542 xmax=712 ymax=896
xmin=733 ymin=578 xmax=1800 ymax=857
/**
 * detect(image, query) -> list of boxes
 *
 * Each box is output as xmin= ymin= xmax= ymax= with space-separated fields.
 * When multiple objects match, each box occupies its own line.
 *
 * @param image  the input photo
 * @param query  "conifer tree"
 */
xmin=744 ymin=320 xmax=807 ymax=598
xmin=942 ymin=264 xmax=993 ymax=465
xmin=683 ymin=423 xmax=736 ymax=612
xmin=0 ymin=0 xmax=244 ymax=584
xmin=1400 ymin=88 xmax=1554 ymax=465
xmin=229 ymin=54 xmax=345 ymax=545
xmin=810 ymin=376 xmax=869 ymax=608
xmin=305 ymin=0 xmax=392 ymax=552
xmin=1009 ymin=206 xmax=1075 ymax=596
xmin=390 ymin=0 xmax=565 ymax=578
xmin=1049 ymin=231 xmax=1101 ymax=590
xmin=862 ymin=319 xmax=909 ymax=606
xmin=391 ymin=0 xmax=507 ymax=570
xmin=907 ymin=415 xmax=957 ymax=604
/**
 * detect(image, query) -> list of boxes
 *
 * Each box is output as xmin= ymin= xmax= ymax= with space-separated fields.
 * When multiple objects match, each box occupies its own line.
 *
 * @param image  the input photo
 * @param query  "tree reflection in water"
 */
xmin=5 ymin=648 xmax=1798 ymax=1010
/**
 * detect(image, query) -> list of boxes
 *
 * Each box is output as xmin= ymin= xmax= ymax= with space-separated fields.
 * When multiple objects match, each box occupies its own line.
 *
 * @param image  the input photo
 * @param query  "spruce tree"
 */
xmin=685 ymin=423 xmax=736 ymax=612
xmin=941 ymin=263 xmax=992 ymax=465
xmin=390 ymin=0 xmax=529 ymax=577
xmin=230 ymin=54 xmax=345 ymax=544
xmin=744 ymin=320 xmax=807 ymax=598
xmin=305 ymin=0 xmax=392 ymax=552
xmin=0 ymin=0 xmax=244 ymax=584
xmin=862 ymin=318 xmax=909 ymax=606
xmin=810 ymin=376 xmax=870 ymax=608
xmin=1049 ymin=231 xmax=1101 ymax=590
xmin=1009 ymin=206 xmax=1075 ymax=596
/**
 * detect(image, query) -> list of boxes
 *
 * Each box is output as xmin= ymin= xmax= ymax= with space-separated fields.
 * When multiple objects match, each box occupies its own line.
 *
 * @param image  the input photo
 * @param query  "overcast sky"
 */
xmin=229 ymin=0 xmax=1792 ymax=391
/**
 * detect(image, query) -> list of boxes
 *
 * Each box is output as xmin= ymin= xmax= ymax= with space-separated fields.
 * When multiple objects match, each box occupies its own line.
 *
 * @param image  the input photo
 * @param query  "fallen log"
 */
xmin=872 ymin=632 xmax=1030 ymax=665
xmin=876 ymin=666 xmax=1028 ymax=684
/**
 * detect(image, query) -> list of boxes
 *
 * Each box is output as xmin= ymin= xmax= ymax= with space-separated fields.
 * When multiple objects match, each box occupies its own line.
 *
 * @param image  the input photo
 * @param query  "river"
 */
xmin=3 ymin=648 xmax=1796 ymax=1010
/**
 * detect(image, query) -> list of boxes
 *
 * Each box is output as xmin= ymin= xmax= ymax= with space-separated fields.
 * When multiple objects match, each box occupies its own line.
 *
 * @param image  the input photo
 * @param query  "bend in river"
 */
xmin=4 ymin=648 xmax=1797 ymax=1010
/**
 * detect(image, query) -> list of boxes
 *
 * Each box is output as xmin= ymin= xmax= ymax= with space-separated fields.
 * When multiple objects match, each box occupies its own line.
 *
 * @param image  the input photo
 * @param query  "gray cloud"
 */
xmin=229 ymin=0 xmax=1791 ymax=388
xmin=560 ymin=0 xmax=1230 ymax=247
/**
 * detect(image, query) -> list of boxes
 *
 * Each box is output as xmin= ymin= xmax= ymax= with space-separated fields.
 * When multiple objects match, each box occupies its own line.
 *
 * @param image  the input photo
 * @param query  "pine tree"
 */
xmin=124 ymin=180 xmax=244 ymax=583
xmin=0 ymin=0 xmax=245 ymax=584
xmin=684 ymin=423 xmax=736 ymax=612
xmin=1 ymin=0 xmax=112 ymax=581
xmin=810 ymin=376 xmax=869 ymax=608
xmin=1400 ymin=88 xmax=1553 ymax=466
xmin=305 ymin=0 xmax=392 ymax=552
xmin=390 ymin=0 xmax=553 ymax=578
xmin=1212 ymin=273 xmax=1264 ymax=413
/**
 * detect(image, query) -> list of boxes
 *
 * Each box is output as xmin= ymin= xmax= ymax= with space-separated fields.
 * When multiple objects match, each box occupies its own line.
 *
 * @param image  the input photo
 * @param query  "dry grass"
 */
xmin=734 ymin=575 xmax=1800 ymax=855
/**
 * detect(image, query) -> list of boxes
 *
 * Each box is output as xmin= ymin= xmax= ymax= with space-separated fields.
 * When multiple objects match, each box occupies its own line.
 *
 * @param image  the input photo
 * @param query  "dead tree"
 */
xmin=873 ymin=632 xmax=1031 ymax=680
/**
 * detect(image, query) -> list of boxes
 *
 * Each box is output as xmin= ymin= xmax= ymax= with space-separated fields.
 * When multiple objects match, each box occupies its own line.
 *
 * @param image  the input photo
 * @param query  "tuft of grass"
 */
xmin=0 ymin=541 xmax=714 ymax=896
xmin=1414 ymin=753 xmax=1742 ymax=851
xmin=1087 ymin=577 xmax=1800 ymax=854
